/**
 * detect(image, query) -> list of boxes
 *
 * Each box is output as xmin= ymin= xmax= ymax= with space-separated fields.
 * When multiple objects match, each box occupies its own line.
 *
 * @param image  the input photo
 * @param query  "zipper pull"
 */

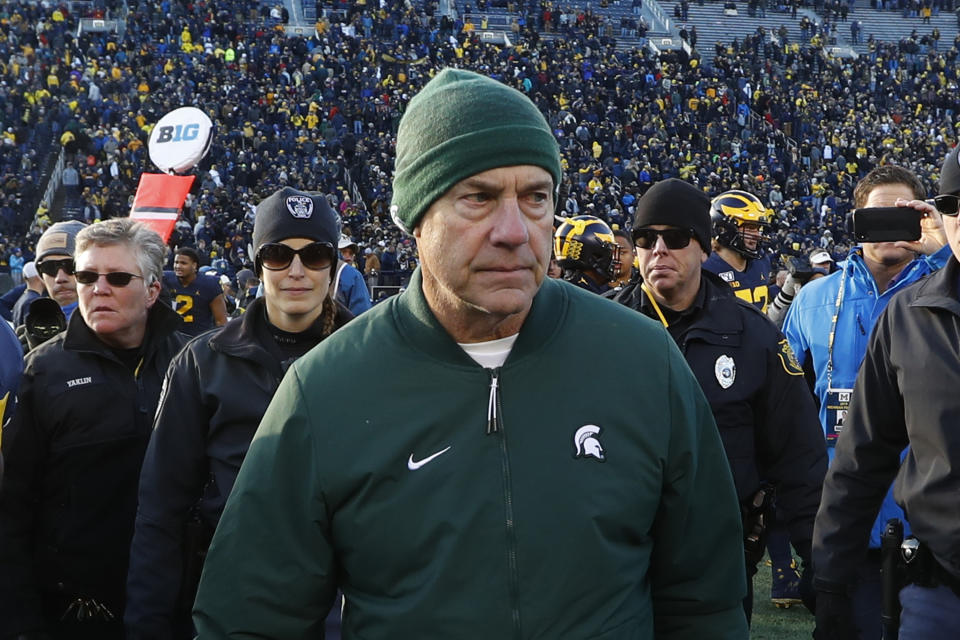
xmin=487 ymin=370 xmax=500 ymax=435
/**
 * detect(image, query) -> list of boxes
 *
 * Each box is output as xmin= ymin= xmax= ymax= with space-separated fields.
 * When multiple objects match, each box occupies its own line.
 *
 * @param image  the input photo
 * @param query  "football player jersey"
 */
xmin=163 ymin=271 xmax=222 ymax=336
xmin=702 ymin=252 xmax=772 ymax=312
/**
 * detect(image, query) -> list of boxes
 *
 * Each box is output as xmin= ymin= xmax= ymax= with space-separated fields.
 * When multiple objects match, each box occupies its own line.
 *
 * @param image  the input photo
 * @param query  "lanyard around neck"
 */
xmin=641 ymin=283 xmax=670 ymax=328
xmin=825 ymin=262 xmax=849 ymax=389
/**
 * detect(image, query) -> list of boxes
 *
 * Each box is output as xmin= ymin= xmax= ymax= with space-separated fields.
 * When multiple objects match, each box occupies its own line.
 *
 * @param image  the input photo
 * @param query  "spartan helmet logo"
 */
xmin=573 ymin=424 xmax=605 ymax=462
xmin=285 ymin=195 xmax=314 ymax=219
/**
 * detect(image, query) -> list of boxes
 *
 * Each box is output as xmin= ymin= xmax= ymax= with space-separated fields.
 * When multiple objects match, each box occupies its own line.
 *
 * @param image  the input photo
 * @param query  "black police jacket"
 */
xmin=125 ymin=296 xmax=352 ymax=639
xmin=615 ymin=270 xmax=827 ymax=550
xmin=815 ymin=257 xmax=960 ymax=587
xmin=0 ymin=300 xmax=187 ymax=637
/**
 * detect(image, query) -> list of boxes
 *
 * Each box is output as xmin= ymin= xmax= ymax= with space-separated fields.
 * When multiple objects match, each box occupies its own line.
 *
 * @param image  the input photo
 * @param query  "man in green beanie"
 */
xmin=194 ymin=68 xmax=749 ymax=639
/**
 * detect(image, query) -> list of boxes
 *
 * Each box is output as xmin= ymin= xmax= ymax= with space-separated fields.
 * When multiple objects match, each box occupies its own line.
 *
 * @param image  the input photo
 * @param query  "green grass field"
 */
xmin=750 ymin=555 xmax=814 ymax=640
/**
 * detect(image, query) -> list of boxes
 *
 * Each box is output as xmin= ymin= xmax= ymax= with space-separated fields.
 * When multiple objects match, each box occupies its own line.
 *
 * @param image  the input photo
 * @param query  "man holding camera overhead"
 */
xmin=813 ymin=146 xmax=960 ymax=638
xmin=782 ymin=163 xmax=950 ymax=639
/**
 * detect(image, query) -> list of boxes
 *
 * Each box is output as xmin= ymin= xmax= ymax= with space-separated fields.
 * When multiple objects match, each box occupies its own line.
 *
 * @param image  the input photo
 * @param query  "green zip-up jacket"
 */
xmin=194 ymin=270 xmax=748 ymax=640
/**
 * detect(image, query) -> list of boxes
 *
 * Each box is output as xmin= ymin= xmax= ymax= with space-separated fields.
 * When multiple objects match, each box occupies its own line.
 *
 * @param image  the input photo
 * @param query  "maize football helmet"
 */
xmin=554 ymin=215 xmax=621 ymax=282
xmin=710 ymin=190 xmax=772 ymax=259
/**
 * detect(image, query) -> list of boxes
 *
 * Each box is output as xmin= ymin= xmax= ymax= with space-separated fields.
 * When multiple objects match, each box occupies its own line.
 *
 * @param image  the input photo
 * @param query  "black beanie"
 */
xmin=940 ymin=145 xmax=960 ymax=195
xmin=632 ymin=179 xmax=712 ymax=252
xmin=253 ymin=187 xmax=341 ymax=254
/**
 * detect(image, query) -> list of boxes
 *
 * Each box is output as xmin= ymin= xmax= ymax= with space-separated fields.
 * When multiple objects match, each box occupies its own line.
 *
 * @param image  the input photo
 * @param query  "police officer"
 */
xmin=125 ymin=188 xmax=353 ymax=639
xmin=813 ymin=146 xmax=960 ymax=640
xmin=614 ymin=178 xmax=828 ymax=622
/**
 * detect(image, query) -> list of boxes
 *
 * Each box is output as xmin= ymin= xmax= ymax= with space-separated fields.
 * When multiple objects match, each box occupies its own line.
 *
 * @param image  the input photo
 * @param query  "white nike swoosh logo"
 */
xmin=407 ymin=446 xmax=452 ymax=470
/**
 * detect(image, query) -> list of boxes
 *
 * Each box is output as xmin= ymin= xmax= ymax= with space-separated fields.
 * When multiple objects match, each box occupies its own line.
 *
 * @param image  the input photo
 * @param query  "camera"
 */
xmin=852 ymin=206 xmax=923 ymax=243
xmin=24 ymin=298 xmax=67 ymax=349
xmin=785 ymin=256 xmax=817 ymax=284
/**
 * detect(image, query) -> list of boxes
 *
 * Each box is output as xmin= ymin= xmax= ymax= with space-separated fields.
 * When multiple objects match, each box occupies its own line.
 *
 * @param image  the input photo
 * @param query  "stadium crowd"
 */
xmin=0 ymin=0 xmax=957 ymax=293
xmin=1 ymin=0 xmax=960 ymax=638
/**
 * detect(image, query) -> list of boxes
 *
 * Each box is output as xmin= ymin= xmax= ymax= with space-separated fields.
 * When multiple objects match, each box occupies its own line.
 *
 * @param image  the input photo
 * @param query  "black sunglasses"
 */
xmin=75 ymin=270 xmax=145 ymax=287
xmin=37 ymin=258 xmax=76 ymax=277
xmin=633 ymin=228 xmax=696 ymax=250
xmin=257 ymin=242 xmax=334 ymax=271
xmin=933 ymin=194 xmax=960 ymax=216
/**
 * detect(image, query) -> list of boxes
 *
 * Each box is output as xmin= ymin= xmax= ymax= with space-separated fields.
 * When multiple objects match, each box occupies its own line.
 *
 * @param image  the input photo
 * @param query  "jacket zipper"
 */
xmin=487 ymin=368 xmax=522 ymax=638
xmin=486 ymin=370 xmax=501 ymax=434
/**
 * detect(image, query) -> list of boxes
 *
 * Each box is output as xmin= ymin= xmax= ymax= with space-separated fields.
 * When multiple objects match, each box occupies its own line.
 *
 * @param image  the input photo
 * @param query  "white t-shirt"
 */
xmin=458 ymin=335 xmax=519 ymax=369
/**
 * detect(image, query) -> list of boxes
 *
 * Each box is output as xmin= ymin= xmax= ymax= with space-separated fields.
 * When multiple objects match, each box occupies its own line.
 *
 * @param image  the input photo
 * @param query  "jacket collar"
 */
xmin=684 ymin=269 xmax=744 ymax=337
xmin=62 ymin=298 xmax=182 ymax=357
xmin=208 ymin=296 xmax=268 ymax=357
xmin=910 ymin=255 xmax=960 ymax=316
xmin=208 ymin=295 xmax=353 ymax=365
xmin=617 ymin=269 xmax=743 ymax=337
xmin=844 ymin=246 xmax=936 ymax=294
xmin=394 ymin=267 xmax=568 ymax=370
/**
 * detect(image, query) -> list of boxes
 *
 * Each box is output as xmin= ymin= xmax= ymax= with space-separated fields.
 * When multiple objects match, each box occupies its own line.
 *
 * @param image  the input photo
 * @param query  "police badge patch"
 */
xmin=286 ymin=195 xmax=314 ymax=219
xmin=777 ymin=339 xmax=804 ymax=376
xmin=715 ymin=355 xmax=736 ymax=389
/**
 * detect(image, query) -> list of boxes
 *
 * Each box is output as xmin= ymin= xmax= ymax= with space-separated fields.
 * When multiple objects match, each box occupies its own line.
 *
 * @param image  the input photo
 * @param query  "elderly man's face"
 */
xmin=415 ymin=165 xmax=554 ymax=341
xmin=76 ymin=243 xmax=160 ymax=349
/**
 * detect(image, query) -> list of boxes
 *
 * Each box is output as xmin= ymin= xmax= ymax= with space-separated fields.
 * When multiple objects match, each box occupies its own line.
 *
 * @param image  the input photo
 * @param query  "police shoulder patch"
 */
xmin=777 ymin=339 xmax=803 ymax=376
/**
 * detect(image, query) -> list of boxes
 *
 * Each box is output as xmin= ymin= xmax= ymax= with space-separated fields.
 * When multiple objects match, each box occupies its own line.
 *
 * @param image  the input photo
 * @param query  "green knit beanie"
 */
xmin=391 ymin=68 xmax=562 ymax=234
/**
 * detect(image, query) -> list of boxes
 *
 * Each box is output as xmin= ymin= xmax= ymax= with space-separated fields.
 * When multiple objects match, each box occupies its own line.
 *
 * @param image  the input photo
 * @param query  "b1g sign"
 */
xmin=148 ymin=106 xmax=214 ymax=174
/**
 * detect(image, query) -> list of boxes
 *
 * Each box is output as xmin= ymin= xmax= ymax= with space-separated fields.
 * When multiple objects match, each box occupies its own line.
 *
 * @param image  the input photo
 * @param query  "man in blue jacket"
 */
xmin=782 ymin=164 xmax=949 ymax=638
xmin=813 ymin=144 xmax=960 ymax=640
xmin=333 ymin=235 xmax=372 ymax=315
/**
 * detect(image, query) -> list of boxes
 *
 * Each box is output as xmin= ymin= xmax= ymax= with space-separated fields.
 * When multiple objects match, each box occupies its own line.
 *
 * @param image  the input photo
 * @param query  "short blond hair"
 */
xmin=75 ymin=219 xmax=165 ymax=286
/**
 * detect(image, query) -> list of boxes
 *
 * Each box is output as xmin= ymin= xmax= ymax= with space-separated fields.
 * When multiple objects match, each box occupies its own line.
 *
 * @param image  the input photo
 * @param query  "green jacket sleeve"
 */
xmin=193 ymin=365 xmax=337 ymax=639
xmin=651 ymin=338 xmax=749 ymax=640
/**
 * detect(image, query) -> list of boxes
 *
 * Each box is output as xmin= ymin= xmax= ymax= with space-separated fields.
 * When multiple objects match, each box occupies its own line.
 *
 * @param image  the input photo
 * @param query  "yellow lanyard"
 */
xmin=641 ymin=283 xmax=670 ymax=328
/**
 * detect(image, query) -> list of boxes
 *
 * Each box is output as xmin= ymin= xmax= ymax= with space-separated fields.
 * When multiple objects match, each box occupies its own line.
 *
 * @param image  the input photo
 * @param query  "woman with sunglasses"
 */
xmin=0 ymin=219 xmax=188 ymax=640
xmin=126 ymin=188 xmax=352 ymax=640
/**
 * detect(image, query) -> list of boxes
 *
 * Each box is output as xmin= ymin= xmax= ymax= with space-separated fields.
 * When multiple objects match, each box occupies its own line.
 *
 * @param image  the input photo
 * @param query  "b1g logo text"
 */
xmin=155 ymin=123 xmax=201 ymax=143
